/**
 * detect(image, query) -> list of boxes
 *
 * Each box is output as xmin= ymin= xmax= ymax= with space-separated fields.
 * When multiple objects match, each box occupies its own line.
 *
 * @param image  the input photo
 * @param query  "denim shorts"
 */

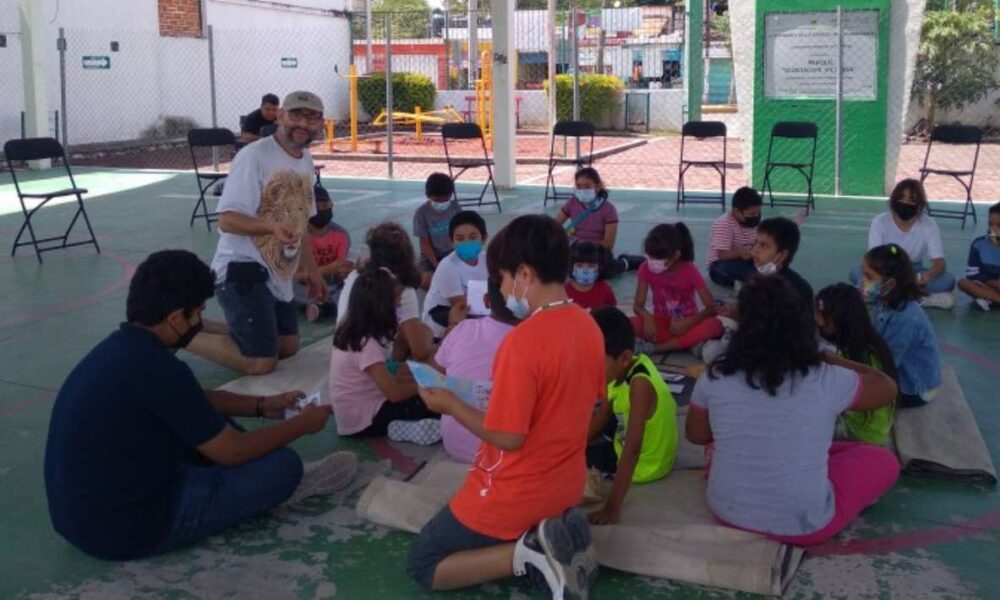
xmin=216 ymin=276 xmax=298 ymax=358
xmin=406 ymin=506 xmax=506 ymax=589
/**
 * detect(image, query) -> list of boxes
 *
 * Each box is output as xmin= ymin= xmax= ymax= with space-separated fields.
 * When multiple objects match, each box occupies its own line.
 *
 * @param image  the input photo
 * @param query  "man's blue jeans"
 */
xmin=153 ymin=447 xmax=303 ymax=554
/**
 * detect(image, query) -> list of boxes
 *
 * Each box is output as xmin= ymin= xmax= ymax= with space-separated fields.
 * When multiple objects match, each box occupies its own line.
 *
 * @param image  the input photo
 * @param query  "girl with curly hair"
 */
xmin=686 ymin=276 xmax=900 ymax=546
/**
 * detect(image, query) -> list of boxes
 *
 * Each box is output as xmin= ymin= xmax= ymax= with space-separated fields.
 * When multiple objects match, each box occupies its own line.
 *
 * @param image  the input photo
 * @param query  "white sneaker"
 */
xmin=974 ymin=298 xmax=992 ymax=312
xmin=635 ymin=340 xmax=657 ymax=355
xmin=920 ymin=292 xmax=955 ymax=310
xmin=387 ymin=419 xmax=442 ymax=446
xmin=512 ymin=509 xmax=599 ymax=600
xmin=288 ymin=451 xmax=358 ymax=505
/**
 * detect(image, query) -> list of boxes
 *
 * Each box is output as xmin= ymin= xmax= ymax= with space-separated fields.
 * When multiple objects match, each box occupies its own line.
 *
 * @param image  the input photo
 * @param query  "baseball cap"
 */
xmin=282 ymin=91 xmax=324 ymax=114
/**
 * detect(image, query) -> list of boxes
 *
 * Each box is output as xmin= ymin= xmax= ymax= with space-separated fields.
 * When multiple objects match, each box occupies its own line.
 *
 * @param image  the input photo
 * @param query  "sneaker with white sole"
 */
xmin=387 ymin=419 xmax=441 ymax=446
xmin=920 ymin=292 xmax=956 ymax=310
xmin=974 ymin=298 xmax=992 ymax=312
xmin=288 ymin=451 xmax=358 ymax=505
xmin=513 ymin=508 xmax=599 ymax=600
xmin=635 ymin=340 xmax=657 ymax=355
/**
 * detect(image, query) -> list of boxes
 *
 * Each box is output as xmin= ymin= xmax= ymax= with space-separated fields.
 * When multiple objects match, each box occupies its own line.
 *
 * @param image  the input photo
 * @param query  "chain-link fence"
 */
xmin=0 ymin=0 xmax=28 ymax=153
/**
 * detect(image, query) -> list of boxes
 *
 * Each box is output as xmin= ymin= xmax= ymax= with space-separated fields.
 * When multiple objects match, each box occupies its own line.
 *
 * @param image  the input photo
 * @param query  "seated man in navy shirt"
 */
xmin=44 ymin=250 xmax=357 ymax=561
xmin=240 ymin=93 xmax=280 ymax=143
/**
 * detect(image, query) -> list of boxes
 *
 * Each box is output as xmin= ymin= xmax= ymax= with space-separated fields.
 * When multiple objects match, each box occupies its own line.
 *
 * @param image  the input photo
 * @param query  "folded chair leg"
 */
xmin=76 ymin=194 xmax=101 ymax=253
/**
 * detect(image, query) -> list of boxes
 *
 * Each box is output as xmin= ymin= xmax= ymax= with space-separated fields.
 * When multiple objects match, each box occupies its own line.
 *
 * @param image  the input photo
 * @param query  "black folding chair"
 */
xmin=3 ymin=137 xmax=100 ymax=264
xmin=919 ymin=124 xmax=982 ymax=229
xmin=187 ymin=128 xmax=236 ymax=231
xmin=544 ymin=120 xmax=595 ymax=208
xmin=441 ymin=123 xmax=501 ymax=212
xmin=676 ymin=120 xmax=727 ymax=212
xmin=762 ymin=121 xmax=818 ymax=214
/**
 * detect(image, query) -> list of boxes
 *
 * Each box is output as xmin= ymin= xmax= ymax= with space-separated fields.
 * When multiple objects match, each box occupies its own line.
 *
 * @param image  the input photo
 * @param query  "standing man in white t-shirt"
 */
xmin=188 ymin=91 xmax=328 ymax=375
xmin=849 ymin=179 xmax=956 ymax=310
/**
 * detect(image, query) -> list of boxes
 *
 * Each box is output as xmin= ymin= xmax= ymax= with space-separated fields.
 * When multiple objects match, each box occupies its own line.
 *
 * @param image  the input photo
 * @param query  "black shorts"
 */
xmin=406 ymin=506 xmax=507 ymax=590
xmin=216 ymin=262 xmax=298 ymax=358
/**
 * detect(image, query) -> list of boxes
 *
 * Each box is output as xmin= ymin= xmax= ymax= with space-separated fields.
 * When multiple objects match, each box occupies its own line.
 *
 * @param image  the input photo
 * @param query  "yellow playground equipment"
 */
xmin=475 ymin=50 xmax=495 ymax=148
xmin=371 ymin=106 xmax=465 ymax=141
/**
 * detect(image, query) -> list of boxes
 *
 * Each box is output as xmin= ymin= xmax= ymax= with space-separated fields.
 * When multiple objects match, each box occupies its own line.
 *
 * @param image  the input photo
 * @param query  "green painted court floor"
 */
xmin=1 ymin=167 xmax=998 ymax=599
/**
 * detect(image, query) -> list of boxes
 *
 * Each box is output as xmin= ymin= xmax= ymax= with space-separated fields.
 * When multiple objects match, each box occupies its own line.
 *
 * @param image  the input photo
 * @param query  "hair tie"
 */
xmin=377 ymin=266 xmax=396 ymax=279
xmin=890 ymin=245 xmax=898 ymax=255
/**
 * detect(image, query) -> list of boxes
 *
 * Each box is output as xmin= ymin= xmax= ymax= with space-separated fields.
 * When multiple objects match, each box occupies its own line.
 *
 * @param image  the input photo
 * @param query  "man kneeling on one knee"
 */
xmin=190 ymin=90 xmax=328 ymax=375
xmin=44 ymin=250 xmax=356 ymax=561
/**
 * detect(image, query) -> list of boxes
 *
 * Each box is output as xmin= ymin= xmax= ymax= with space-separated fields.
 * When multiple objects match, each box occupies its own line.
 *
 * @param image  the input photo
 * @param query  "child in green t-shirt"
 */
xmin=586 ymin=306 xmax=679 ymax=525
xmin=816 ymin=283 xmax=898 ymax=446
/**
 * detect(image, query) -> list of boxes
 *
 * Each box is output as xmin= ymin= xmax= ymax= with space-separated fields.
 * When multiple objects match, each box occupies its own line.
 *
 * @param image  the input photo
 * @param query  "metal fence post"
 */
xmin=386 ymin=13 xmax=394 ymax=179
xmin=469 ymin=0 xmax=478 ymax=89
xmin=835 ymin=6 xmax=843 ymax=197
xmin=208 ymin=25 xmax=219 ymax=171
xmin=366 ymin=0 xmax=373 ymax=72
xmin=58 ymin=28 xmax=67 ymax=148
xmin=571 ymin=3 xmax=580 ymax=161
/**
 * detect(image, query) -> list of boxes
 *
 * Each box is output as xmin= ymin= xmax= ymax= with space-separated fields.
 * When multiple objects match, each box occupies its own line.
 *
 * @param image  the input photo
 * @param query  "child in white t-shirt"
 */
xmin=422 ymin=211 xmax=489 ymax=337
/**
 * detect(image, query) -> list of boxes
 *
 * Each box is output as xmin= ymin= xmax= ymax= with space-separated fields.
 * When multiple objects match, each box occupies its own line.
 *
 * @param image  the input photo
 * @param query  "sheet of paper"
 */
xmin=407 ymin=361 xmax=492 ymax=409
xmin=667 ymin=382 xmax=685 ymax=395
xmin=466 ymin=280 xmax=490 ymax=316
xmin=285 ymin=391 xmax=322 ymax=419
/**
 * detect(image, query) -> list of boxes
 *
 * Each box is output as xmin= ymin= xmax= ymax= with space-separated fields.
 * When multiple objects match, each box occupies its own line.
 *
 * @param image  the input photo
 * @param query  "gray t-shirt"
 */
xmin=210 ymin=136 xmax=316 ymax=301
xmin=691 ymin=363 xmax=861 ymax=536
xmin=413 ymin=200 xmax=462 ymax=260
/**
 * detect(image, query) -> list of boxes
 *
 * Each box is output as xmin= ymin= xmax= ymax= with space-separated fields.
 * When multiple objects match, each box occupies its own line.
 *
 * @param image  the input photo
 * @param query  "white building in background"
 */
xmin=2 ymin=0 xmax=353 ymax=147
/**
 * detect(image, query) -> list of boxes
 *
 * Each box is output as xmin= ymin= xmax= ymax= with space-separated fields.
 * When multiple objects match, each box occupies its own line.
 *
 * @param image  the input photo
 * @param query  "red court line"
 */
xmin=365 ymin=437 xmax=421 ymax=478
xmin=0 ymin=249 xmax=135 ymax=329
xmin=940 ymin=342 xmax=1000 ymax=375
xmin=0 ymin=388 xmax=56 ymax=418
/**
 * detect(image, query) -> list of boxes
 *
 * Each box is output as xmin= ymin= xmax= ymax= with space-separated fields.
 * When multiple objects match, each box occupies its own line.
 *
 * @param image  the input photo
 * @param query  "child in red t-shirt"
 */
xmin=408 ymin=215 xmax=604 ymax=598
xmin=294 ymin=187 xmax=353 ymax=322
xmin=632 ymin=222 xmax=724 ymax=353
xmin=565 ymin=241 xmax=618 ymax=310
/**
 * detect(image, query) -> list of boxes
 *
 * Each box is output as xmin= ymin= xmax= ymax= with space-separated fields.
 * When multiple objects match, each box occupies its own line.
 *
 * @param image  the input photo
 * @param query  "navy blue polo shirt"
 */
xmin=44 ymin=324 xmax=226 ymax=560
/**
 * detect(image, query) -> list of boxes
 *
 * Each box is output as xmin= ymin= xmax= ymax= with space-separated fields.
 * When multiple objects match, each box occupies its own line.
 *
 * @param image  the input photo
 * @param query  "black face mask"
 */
xmin=742 ymin=214 xmax=762 ymax=228
xmin=173 ymin=319 xmax=204 ymax=350
xmin=892 ymin=202 xmax=919 ymax=221
xmin=309 ymin=209 xmax=333 ymax=228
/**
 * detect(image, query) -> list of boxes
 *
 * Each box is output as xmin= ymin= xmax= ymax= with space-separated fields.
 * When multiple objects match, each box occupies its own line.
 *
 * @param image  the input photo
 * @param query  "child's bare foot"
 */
xmin=684 ymin=363 xmax=707 ymax=379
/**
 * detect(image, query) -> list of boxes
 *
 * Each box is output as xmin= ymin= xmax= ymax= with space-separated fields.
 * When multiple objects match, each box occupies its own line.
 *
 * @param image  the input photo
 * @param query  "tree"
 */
xmin=911 ymin=7 xmax=1000 ymax=132
xmin=366 ymin=0 xmax=433 ymax=39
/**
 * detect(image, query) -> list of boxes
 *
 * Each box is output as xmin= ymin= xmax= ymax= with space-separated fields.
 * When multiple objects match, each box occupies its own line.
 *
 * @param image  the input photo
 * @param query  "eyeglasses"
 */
xmin=286 ymin=110 xmax=323 ymax=125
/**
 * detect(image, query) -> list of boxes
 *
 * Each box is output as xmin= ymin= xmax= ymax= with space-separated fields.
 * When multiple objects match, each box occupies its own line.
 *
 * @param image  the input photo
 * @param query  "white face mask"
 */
xmin=430 ymin=200 xmax=452 ymax=213
xmin=646 ymin=257 xmax=671 ymax=274
xmin=575 ymin=189 xmax=597 ymax=204
xmin=756 ymin=261 xmax=778 ymax=276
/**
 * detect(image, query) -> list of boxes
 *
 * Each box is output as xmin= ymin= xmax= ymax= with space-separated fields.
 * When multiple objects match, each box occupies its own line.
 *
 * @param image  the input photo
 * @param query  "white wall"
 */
xmin=0 ymin=0 xmax=352 ymax=147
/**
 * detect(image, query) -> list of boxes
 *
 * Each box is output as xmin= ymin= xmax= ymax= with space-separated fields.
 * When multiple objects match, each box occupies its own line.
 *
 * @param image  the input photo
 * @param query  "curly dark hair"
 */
xmin=333 ymin=266 xmax=399 ymax=352
xmin=889 ymin=178 xmax=928 ymax=216
xmin=364 ymin=221 xmax=422 ymax=289
xmin=863 ymin=244 xmax=923 ymax=309
xmin=709 ymin=275 xmax=821 ymax=395
xmin=126 ymin=250 xmax=215 ymax=326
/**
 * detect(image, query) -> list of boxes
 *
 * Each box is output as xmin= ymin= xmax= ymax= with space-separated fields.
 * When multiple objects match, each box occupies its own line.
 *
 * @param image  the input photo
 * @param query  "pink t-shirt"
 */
xmin=638 ymin=261 xmax=705 ymax=319
xmin=560 ymin=196 xmax=619 ymax=245
xmin=435 ymin=317 xmax=515 ymax=463
xmin=329 ymin=337 xmax=388 ymax=435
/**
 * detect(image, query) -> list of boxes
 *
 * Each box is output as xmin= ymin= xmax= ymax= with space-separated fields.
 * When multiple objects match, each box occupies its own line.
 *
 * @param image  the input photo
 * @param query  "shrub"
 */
xmin=545 ymin=73 xmax=625 ymax=129
xmin=358 ymin=72 xmax=436 ymax=120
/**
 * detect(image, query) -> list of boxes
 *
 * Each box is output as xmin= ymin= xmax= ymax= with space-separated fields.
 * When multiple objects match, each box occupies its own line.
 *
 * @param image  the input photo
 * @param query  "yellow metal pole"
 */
xmin=325 ymin=118 xmax=335 ymax=152
xmin=349 ymin=63 xmax=359 ymax=152
xmin=415 ymin=106 xmax=423 ymax=141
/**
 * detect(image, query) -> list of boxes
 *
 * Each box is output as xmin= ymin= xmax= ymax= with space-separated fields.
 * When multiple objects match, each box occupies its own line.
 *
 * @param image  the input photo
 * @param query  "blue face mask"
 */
xmin=505 ymin=278 xmax=531 ymax=319
xmin=861 ymin=280 xmax=884 ymax=305
xmin=572 ymin=265 xmax=598 ymax=285
xmin=575 ymin=189 xmax=597 ymax=204
xmin=454 ymin=240 xmax=482 ymax=262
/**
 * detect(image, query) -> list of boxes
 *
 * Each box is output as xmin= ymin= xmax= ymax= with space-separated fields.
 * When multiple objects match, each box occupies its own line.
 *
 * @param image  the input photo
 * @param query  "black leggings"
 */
xmin=349 ymin=396 xmax=439 ymax=437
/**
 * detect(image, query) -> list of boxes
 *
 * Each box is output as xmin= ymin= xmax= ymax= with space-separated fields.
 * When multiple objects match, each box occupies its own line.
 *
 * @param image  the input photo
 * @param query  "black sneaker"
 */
xmin=618 ymin=254 xmax=646 ymax=271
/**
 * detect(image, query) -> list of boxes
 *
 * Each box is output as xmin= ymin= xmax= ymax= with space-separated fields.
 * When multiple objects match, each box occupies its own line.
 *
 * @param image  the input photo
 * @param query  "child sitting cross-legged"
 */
xmin=815 ymin=283 xmax=898 ymax=447
xmin=565 ymin=241 xmax=618 ymax=310
xmin=422 ymin=210 xmax=489 ymax=337
xmin=294 ymin=186 xmax=354 ymax=322
xmin=632 ymin=223 xmax=724 ymax=354
xmin=585 ymin=306 xmax=678 ymax=525
xmin=861 ymin=244 xmax=941 ymax=408
xmin=958 ymin=201 xmax=1000 ymax=311
xmin=407 ymin=214 xmax=604 ymax=598
xmin=414 ymin=173 xmax=463 ymax=290
xmin=330 ymin=266 xmax=440 ymax=445
xmin=707 ymin=186 xmax=762 ymax=288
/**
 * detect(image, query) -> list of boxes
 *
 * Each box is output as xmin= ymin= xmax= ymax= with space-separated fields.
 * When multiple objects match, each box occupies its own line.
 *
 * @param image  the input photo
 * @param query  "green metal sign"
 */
xmin=281 ymin=57 xmax=298 ymax=69
xmin=82 ymin=55 xmax=110 ymax=70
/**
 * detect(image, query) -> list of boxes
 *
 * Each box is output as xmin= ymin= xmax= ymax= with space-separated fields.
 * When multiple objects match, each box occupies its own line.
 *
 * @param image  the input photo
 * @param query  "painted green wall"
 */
xmin=752 ymin=0 xmax=890 ymax=197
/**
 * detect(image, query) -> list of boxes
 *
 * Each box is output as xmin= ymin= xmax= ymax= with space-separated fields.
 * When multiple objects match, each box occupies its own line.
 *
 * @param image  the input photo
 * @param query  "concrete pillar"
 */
xmin=686 ymin=0 xmax=704 ymax=123
xmin=492 ymin=0 xmax=516 ymax=188
xmin=19 ymin=0 xmax=52 ymax=168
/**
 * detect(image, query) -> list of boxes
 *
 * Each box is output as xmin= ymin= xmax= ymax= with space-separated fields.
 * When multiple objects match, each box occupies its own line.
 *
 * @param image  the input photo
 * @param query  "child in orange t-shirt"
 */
xmin=408 ymin=215 xmax=605 ymax=598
